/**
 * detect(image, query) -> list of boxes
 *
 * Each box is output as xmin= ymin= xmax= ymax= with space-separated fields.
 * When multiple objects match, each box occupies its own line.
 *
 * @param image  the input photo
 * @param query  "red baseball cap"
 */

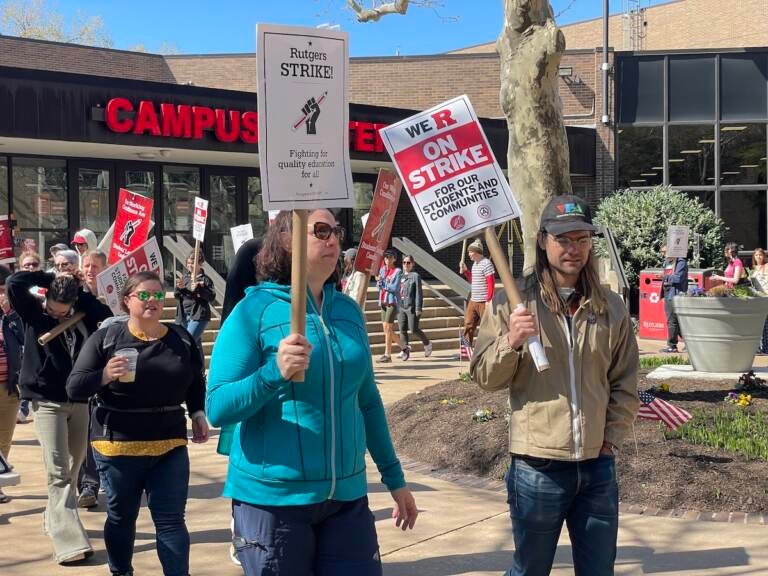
xmin=71 ymin=233 xmax=87 ymax=244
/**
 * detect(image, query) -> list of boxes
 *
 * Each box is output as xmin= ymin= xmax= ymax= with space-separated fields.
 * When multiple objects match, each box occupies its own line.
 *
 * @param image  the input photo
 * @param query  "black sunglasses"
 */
xmin=309 ymin=222 xmax=346 ymax=242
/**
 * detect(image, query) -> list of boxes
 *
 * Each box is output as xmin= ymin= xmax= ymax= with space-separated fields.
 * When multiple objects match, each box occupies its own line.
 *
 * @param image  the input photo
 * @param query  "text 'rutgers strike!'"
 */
xmin=280 ymin=46 xmax=334 ymax=79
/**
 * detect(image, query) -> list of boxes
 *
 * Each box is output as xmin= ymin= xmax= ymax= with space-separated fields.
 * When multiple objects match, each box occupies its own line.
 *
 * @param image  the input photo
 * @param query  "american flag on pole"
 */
xmin=637 ymin=390 xmax=692 ymax=430
xmin=459 ymin=331 xmax=473 ymax=361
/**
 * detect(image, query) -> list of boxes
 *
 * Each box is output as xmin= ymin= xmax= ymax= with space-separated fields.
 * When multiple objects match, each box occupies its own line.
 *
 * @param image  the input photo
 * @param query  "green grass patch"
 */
xmin=640 ymin=355 xmax=690 ymax=369
xmin=665 ymin=407 xmax=768 ymax=460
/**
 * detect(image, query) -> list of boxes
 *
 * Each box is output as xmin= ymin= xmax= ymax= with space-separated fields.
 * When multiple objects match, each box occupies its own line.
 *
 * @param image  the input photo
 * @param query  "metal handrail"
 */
xmin=421 ymin=280 xmax=465 ymax=315
xmin=162 ymin=235 xmax=224 ymax=319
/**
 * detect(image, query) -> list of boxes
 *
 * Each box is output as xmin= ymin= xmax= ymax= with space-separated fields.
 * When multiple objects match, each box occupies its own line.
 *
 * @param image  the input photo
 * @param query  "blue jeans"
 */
xmin=185 ymin=317 xmax=208 ymax=348
xmin=94 ymin=446 xmax=190 ymax=576
xmin=505 ymin=455 xmax=619 ymax=576
xmin=232 ymin=496 xmax=381 ymax=576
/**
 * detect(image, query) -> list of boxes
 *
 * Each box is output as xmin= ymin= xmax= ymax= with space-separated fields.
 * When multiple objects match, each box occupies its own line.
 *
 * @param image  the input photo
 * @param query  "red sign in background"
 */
xmin=354 ymin=170 xmax=402 ymax=276
xmin=0 ymin=216 xmax=15 ymax=264
xmin=108 ymin=188 xmax=153 ymax=264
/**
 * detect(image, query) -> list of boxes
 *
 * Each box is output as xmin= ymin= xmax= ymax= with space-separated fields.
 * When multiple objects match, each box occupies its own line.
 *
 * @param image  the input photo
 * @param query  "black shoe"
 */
xmin=401 ymin=347 xmax=411 ymax=361
xmin=659 ymin=346 xmax=679 ymax=353
xmin=77 ymin=486 xmax=98 ymax=508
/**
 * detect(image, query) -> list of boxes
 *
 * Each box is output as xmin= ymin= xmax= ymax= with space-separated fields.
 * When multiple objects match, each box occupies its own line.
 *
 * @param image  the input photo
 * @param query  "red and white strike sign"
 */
xmin=97 ymin=237 xmax=163 ymax=315
xmin=193 ymin=197 xmax=209 ymax=242
xmin=108 ymin=188 xmax=153 ymax=264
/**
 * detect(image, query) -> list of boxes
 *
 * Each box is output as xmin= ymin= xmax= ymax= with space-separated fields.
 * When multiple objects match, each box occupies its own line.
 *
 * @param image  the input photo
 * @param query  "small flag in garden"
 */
xmin=637 ymin=390 xmax=692 ymax=430
xmin=459 ymin=332 xmax=473 ymax=361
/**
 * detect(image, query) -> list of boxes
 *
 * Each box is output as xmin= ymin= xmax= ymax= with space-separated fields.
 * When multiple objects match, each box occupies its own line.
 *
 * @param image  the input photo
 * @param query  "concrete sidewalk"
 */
xmin=1 ymin=344 xmax=767 ymax=575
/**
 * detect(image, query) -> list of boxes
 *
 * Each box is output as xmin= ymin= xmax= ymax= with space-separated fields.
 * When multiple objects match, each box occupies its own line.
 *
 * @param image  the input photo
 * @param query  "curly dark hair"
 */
xmin=48 ymin=275 xmax=81 ymax=305
xmin=119 ymin=271 xmax=163 ymax=313
xmin=256 ymin=210 xmax=340 ymax=286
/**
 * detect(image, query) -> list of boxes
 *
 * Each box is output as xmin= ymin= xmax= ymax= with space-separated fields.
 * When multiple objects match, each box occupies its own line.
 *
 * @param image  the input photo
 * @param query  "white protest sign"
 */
xmin=379 ymin=95 xmax=520 ymax=251
xmin=96 ymin=237 xmax=163 ymax=315
xmin=666 ymin=225 xmax=690 ymax=259
xmin=192 ymin=197 xmax=209 ymax=242
xmin=257 ymin=23 xmax=354 ymax=210
xmin=230 ymin=223 xmax=254 ymax=254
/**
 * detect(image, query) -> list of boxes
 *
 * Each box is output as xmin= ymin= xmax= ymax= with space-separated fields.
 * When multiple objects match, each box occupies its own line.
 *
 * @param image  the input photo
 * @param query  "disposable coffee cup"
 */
xmin=114 ymin=348 xmax=139 ymax=383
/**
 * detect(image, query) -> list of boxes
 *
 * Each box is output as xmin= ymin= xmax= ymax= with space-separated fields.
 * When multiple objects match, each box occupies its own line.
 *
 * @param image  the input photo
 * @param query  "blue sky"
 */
xmin=52 ymin=0 xmax=672 ymax=56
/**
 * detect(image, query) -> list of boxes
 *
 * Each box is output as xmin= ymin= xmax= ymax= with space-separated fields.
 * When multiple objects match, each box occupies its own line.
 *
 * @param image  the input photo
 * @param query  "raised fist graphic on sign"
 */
xmin=301 ymin=97 xmax=321 ymax=135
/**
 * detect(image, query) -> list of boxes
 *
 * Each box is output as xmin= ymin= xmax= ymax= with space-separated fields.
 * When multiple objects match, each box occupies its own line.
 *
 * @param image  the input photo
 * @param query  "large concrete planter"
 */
xmin=672 ymin=296 xmax=768 ymax=372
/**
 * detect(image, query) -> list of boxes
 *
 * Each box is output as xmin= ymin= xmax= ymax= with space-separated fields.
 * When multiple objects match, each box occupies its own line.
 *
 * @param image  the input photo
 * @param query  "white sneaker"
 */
xmin=424 ymin=343 xmax=433 ymax=358
xmin=230 ymin=544 xmax=242 ymax=566
xmin=16 ymin=411 xmax=27 ymax=424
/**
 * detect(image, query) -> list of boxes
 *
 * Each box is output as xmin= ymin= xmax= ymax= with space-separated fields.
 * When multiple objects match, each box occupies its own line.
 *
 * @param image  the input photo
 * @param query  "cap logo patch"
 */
xmin=556 ymin=202 xmax=585 ymax=218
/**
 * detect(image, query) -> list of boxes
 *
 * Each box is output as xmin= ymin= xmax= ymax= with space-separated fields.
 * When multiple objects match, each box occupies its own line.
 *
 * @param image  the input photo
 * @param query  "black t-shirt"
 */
xmin=67 ymin=324 xmax=206 ymax=443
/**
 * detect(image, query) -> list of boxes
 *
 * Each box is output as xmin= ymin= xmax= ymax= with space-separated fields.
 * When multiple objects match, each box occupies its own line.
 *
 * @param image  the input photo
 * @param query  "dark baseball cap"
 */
xmin=539 ymin=195 xmax=597 ymax=236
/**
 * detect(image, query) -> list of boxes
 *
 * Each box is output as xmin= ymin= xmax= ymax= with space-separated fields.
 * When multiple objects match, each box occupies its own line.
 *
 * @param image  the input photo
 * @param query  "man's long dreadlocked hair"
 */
xmin=523 ymin=232 xmax=608 ymax=316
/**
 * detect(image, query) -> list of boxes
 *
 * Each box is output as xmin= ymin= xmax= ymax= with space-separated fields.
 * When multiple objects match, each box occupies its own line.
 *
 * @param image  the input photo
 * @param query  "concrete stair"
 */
xmin=161 ymin=283 xmax=466 ymax=366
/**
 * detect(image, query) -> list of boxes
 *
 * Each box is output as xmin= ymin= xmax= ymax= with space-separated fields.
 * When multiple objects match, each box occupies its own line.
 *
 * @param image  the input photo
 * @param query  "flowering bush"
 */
xmin=472 ymin=408 xmax=496 ymax=422
xmin=725 ymin=392 xmax=753 ymax=407
xmin=440 ymin=397 xmax=466 ymax=407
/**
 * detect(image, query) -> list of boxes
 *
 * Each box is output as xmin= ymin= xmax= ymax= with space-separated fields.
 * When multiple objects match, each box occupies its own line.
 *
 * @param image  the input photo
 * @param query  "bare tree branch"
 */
xmin=347 ymin=0 xmax=410 ymax=22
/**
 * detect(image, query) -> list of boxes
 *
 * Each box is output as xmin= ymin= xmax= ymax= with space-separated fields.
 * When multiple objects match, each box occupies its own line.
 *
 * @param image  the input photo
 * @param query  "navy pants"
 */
xmin=506 ymin=455 xmax=619 ymax=576
xmin=232 ymin=496 xmax=382 ymax=576
xmin=95 ymin=446 xmax=190 ymax=576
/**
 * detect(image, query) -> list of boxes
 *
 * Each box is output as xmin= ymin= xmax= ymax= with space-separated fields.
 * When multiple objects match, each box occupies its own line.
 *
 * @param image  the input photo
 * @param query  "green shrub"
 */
xmin=665 ymin=407 xmax=768 ymax=460
xmin=594 ymin=186 xmax=726 ymax=286
xmin=639 ymin=355 xmax=690 ymax=369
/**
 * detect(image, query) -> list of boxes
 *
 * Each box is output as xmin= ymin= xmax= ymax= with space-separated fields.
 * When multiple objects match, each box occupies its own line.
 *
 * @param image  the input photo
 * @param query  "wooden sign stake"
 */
xmin=191 ymin=240 xmax=201 ymax=280
xmin=290 ymin=209 xmax=309 ymax=382
xmin=483 ymin=227 xmax=550 ymax=372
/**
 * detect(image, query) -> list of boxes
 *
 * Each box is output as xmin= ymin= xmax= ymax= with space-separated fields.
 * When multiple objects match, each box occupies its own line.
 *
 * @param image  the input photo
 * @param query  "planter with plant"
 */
xmin=672 ymin=284 xmax=768 ymax=372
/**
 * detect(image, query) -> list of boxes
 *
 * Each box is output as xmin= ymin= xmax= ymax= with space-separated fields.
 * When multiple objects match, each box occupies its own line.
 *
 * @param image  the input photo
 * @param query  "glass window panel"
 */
xmin=352 ymin=181 xmax=374 ymax=242
xmin=669 ymin=56 xmax=716 ymax=122
xmin=0 ymin=157 xmax=7 ymax=215
xmin=720 ymin=189 xmax=767 ymax=250
xmin=668 ymin=125 xmax=716 ymax=186
xmin=720 ymin=124 xmax=767 ymax=186
xmin=721 ymin=54 xmax=768 ymax=122
xmin=247 ymin=176 xmax=268 ymax=239
xmin=124 ymin=170 xmax=155 ymax=200
xmin=617 ymin=56 xmax=664 ymax=124
xmin=12 ymin=157 xmax=67 ymax=230
xmin=163 ymin=166 xmax=200 ymax=233
xmin=617 ymin=126 xmax=664 ymax=189
xmin=683 ymin=190 xmax=716 ymax=213
xmin=16 ymin=230 xmax=69 ymax=266
xmin=209 ymin=174 xmax=238 ymax=277
xmin=78 ymin=168 xmax=110 ymax=235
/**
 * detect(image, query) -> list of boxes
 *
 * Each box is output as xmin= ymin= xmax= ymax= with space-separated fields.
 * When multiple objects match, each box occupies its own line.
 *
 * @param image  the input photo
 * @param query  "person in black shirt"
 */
xmin=174 ymin=250 xmax=215 ymax=348
xmin=7 ymin=269 xmax=112 ymax=565
xmin=68 ymin=270 xmax=208 ymax=576
xmin=221 ymin=237 xmax=261 ymax=323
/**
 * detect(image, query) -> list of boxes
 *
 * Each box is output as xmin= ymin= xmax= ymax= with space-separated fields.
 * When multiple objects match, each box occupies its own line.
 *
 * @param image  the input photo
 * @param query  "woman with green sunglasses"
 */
xmin=67 ymin=270 xmax=208 ymax=576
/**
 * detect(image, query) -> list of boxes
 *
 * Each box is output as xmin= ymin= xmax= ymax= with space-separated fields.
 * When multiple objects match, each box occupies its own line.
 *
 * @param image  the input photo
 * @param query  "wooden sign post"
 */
xmin=290 ymin=210 xmax=309 ymax=382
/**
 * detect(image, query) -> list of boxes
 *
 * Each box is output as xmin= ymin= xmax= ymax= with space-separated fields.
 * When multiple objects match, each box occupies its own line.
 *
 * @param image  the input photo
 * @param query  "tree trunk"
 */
xmin=498 ymin=0 xmax=572 ymax=271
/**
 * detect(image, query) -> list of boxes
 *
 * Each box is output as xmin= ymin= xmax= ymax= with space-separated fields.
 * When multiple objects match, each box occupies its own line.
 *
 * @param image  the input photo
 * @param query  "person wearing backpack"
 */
xmin=67 ymin=271 xmax=209 ymax=576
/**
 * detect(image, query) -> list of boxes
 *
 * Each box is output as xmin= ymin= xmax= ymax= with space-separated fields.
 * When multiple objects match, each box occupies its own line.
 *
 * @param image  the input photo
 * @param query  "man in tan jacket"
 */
xmin=471 ymin=194 xmax=639 ymax=576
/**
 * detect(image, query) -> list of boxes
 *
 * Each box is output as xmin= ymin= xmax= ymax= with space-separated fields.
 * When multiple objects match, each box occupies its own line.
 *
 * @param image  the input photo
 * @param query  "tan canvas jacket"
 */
xmin=470 ymin=278 xmax=639 ymax=461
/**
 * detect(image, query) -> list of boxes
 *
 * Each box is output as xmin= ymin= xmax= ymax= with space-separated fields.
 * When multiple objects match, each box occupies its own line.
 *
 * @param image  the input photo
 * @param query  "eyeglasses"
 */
xmin=403 ymin=261 xmax=414 ymax=265
xmin=54 ymin=262 xmax=75 ymax=270
xmin=131 ymin=290 xmax=165 ymax=302
xmin=549 ymin=234 xmax=593 ymax=250
xmin=308 ymin=222 xmax=346 ymax=242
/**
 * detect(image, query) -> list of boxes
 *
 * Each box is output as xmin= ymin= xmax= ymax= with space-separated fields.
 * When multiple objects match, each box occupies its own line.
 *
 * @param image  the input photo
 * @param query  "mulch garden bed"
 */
xmin=386 ymin=371 xmax=768 ymax=513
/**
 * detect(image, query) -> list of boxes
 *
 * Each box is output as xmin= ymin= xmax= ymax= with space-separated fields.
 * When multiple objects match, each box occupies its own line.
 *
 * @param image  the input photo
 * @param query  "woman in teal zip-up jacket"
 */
xmin=206 ymin=209 xmax=417 ymax=575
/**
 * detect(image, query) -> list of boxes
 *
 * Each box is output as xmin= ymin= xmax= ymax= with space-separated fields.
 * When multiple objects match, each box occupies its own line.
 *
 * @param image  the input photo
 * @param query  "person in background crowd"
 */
xmin=659 ymin=244 xmax=689 ymax=354
xmin=0 ymin=265 xmax=25 ymax=504
xmin=222 ymin=238 xmax=262 ymax=324
xmin=175 ymin=249 xmax=215 ymax=348
xmin=376 ymin=248 xmax=401 ymax=363
xmin=207 ymin=210 xmax=417 ymax=575
xmin=81 ymin=250 xmax=107 ymax=296
xmin=68 ymin=270 xmax=208 ymax=576
xmin=750 ymin=248 xmax=768 ymax=354
xmin=16 ymin=251 xmax=41 ymax=423
xmin=712 ymin=242 xmax=744 ymax=287
xmin=53 ymin=249 xmax=80 ymax=276
xmin=471 ymin=194 xmax=639 ymax=576
xmin=8 ymin=267 xmax=111 ymax=565
xmin=47 ymin=243 xmax=70 ymax=272
xmin=71 ymin=229 xmax=98 ymax=258
xmin=460 ymin=239 xmax=496 ymax=347
xmin=74 ymin=252 xmax=109 ymax=508
xmin=340 ymin=246 xmax=358 ymax=292
xmin=398 ymin=255 xmax=432 ymax=361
